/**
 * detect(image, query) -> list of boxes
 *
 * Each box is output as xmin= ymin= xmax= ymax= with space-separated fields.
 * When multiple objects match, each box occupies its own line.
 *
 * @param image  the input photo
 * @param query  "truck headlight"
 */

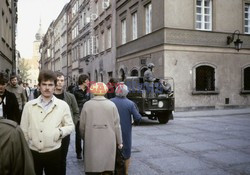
xmin=158 ymin=101 xmax=164 ymax=108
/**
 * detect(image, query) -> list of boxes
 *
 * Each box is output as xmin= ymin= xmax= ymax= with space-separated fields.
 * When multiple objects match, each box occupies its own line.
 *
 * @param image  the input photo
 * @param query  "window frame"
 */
xmin=121 ymin=19 xmax=127 ymax=44
xmin=107 ymin=27 xmax=112 ymax=49
xmin=132 ymin=12 xmax=138 ymax=40
xmin=192 ymin=63 xmax=219 ymax=95
xmin=130 ymin=68 xmax=139 ymax=76
xmin=195 ymin=0 xmax=212 ymax=31
xmin=145 ymin=3 xmax=152 ymax=34
xmin=244 ymin=3 xmax=250 ymax=34
xmin=241 ymin=65 xmax=250 ymax=94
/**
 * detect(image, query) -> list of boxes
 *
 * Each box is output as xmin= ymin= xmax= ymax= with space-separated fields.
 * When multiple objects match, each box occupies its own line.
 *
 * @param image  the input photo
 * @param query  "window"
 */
xmin=107 ymin=27 xmax=111 ymax=49
xmin=245 ymin=4 xmax=250 ymax=34
xmin=81 ymin=12 xmax=85 ymax=27
xmin=108 ymin=71 xmax=113 ymax=78
xmin=140 ymin=67 xmax=148 ymax=77
xmin=79 ymin=43 xmax=83 ymax=58
xmin=131 ymin=69 xmax=139 ymax=76
xmin=87 ymin=38 xmax=91 ymax=55
xmin=100 ymin=32 xmax=105 ymax=52
xmin=145 ymin=3 xmax=152 ymax=34
xmin=102 ymin=0 xmax=110 ymax=9
xmin=196 ymin=0 xmax=212 ymax=30
xmin=244 ymin=67 xmax=250 ymax=90
xmin=132 ymin=12 xmax=138 ymax=40
xmin=92 ymin=35 xmax=98 ymax=54
xmin=84 ymin=41 xmax=87 ymax=57
xmin=121 ymin=19 xmax=126 ymax=44
xmin=195 ymin=65 xmax=215 ymax=91
xmin=96 ymin=1 xmax=99 ymax=16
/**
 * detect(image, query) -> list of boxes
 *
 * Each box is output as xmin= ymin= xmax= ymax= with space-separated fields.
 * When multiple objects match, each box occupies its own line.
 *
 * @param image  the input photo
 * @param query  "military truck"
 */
xmin=124 ymin=77 xmax=174 ymax=124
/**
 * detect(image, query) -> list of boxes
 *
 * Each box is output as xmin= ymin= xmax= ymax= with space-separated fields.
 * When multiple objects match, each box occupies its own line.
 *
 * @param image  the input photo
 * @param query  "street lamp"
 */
xmin=227 ymin=30 xmax=243 ymax=51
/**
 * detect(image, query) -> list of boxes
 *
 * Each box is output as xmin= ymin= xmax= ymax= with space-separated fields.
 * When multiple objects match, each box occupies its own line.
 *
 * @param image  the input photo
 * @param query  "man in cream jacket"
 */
xmin=20 ymin=70 xmax=74 ymax=175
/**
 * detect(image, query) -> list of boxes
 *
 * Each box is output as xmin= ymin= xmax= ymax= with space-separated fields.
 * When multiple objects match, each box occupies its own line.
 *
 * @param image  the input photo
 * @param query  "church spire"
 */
xmin=35 ymin=18 xmax=43 ymax=41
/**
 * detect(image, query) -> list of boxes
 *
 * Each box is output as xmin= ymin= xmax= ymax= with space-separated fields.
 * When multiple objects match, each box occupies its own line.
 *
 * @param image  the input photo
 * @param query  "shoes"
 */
xmin=77 ymin=153 xmax=82 ymax=159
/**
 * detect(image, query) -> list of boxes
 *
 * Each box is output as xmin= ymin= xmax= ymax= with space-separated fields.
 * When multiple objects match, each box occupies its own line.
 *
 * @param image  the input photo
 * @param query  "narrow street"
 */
xmin=66 ymin=108 xmax=250 ymax=175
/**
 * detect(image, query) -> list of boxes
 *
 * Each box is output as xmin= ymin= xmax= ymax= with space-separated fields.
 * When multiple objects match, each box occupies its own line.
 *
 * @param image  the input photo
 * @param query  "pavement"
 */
xmin=174 ymin=107 xmax=250 ymax=118
xmin=65 ymin=107 xmax=250 ymax=175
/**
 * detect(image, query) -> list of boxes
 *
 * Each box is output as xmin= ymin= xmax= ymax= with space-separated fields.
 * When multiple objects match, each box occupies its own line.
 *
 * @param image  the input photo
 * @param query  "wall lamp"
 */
xmin=227 ymin=30 xmax=243 ymax=51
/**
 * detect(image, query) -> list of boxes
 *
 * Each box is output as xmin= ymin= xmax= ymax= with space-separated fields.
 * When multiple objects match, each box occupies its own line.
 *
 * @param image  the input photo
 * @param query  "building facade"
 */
xmin=116 ymin=0 xmax=250 ymax=110
xmin=0 ymin=0 xmax=18 ymax=76
xmin=40 ymin=0 xmax=250 ymax=110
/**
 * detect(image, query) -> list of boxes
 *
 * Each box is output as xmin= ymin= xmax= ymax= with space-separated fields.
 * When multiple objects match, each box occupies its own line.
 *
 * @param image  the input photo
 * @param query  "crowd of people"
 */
xmin=0 ymin=69 xmax=142 ymax=175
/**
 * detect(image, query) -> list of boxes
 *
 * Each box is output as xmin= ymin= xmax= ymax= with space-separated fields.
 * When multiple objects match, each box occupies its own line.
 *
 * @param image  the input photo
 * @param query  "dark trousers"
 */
xmin=61 ymin=135 xmax=70 ymax=175
xmin=31 ymin=148 xmax=61 ymax=175
xmin=75 ymin=121 xmax=84 ymax=155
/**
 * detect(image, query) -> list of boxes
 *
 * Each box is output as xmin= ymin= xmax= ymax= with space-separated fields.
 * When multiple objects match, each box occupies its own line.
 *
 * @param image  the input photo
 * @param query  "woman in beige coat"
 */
xmin=79 ymin=82 xmax=123 ymax=175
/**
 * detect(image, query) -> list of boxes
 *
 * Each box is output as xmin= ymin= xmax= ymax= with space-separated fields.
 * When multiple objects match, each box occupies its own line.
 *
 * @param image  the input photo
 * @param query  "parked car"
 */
xmin=124 ymin=77 xmax=175 ymax=124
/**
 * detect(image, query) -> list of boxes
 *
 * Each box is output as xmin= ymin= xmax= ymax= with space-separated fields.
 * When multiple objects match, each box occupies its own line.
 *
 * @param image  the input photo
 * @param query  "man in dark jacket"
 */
xmin=6 ymin=75 xmax=27 ymax=112
xmin=73 ymin=74 xmax=90 ymax=159
xmin=106 ymin=77 xmax=119 ymax=99
xmin=0 ymin=118 xmax=36 ymax=175
xmin=0 ymin=73 xmax=20 ymax=123
xmin=54 ymin=72 xmax=79 ymax=175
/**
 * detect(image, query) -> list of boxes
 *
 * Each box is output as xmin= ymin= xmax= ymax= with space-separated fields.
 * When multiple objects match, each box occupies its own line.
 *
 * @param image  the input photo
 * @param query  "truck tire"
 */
xmin=158 ymin=112 xmax=170 ymax=124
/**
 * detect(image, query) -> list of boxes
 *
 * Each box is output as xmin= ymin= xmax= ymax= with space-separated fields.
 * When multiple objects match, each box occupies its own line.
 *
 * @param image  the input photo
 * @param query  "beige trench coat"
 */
xmin=79 ymin=96 xmax=122 ymax=173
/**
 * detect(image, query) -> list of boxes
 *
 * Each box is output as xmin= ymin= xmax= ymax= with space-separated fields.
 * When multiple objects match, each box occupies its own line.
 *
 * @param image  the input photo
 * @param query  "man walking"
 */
xmin=54 ymin=71 xmax=79 ymax=175
xmin=6 ymin=75 xmax=27 ymax=123
xmin=0 ymin=73 xmax=20 ymax=123
xmin=20 ymin=70 xmax=74 ymax=175
xmin=73 ymin=74 xmax=90 ymax=159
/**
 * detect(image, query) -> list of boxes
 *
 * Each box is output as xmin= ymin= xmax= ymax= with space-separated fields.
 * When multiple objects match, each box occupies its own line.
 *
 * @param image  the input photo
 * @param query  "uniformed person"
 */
xmin=144 ymin=63 xmax=158 ymax=97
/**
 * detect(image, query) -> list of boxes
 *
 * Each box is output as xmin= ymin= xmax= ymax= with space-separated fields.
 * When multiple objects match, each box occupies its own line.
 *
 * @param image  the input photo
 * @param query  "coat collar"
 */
xmin=31 ymin=95 xmax=58 ymax=106
xmin=91 ymin=96 xmax=107 ymax=101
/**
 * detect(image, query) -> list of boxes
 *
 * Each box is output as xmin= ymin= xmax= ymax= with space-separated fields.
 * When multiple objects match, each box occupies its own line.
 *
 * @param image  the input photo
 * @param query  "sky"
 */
xmin=16 ymin=0 xmax=70 ymax=58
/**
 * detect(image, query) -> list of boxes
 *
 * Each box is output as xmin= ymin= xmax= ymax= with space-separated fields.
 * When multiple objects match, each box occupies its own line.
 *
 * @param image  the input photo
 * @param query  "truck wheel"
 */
xmin=158 ymin=113 xmax=169 ymax=124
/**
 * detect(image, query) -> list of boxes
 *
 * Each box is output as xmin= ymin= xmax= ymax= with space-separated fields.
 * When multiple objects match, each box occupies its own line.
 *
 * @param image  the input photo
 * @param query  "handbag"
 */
xmin=114 ymin=147 xmax=126 ymax=175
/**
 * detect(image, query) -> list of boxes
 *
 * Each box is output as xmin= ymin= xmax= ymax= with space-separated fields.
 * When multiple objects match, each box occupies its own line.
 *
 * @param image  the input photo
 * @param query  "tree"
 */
xmin=18 ymin=58 xmax=31 ymax=82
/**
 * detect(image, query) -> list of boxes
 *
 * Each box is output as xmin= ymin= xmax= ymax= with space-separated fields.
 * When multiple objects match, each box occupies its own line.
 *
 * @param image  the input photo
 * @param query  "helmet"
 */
xmin=89 ymin=82 xmax=108 ymax=96
xmin=147 ymin=63 xmax=155 ymax=69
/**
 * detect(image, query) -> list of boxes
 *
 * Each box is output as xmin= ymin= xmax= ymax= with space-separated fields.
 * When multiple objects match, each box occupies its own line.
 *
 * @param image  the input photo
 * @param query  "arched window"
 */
xmin=196 ymin=65 xmax=215 ymax=91
xmin=130 ymin=69 xmax=138 ymax=76
xmin=140 ymin=67 xmax=147 ymax=77
xmin=244 ymin=67 xmax=250 ymax=90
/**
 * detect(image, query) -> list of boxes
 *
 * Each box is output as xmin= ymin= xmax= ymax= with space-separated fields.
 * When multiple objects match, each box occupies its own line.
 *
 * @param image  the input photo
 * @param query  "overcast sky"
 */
xmin=16 ymin=0 xmax=69 ymax=58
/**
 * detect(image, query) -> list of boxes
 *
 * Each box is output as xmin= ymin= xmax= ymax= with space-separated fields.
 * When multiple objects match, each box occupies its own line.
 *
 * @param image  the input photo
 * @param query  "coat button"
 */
xmin=40 ymin=140 xmax=42 ymax=143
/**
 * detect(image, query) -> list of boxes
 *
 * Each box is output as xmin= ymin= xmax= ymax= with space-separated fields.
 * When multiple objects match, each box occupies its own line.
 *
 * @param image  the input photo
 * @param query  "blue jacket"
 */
xmin=111 ymin=97 xmax=141 ymax=159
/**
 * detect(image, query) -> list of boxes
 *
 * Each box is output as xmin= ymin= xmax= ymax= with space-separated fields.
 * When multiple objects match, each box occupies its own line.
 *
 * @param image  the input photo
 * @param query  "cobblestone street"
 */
xmin=66 ymin=108 xmax=250 ymax=175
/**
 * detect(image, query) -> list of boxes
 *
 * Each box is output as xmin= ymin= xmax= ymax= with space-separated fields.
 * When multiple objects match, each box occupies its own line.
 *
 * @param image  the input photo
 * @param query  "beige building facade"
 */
xmin=116 ymin=0 xmax=250 ymax=110
xmin=39 ymin=0 xmax=250 ymax=110
xmin=0 ymin=0 xmax=18 ymax=76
